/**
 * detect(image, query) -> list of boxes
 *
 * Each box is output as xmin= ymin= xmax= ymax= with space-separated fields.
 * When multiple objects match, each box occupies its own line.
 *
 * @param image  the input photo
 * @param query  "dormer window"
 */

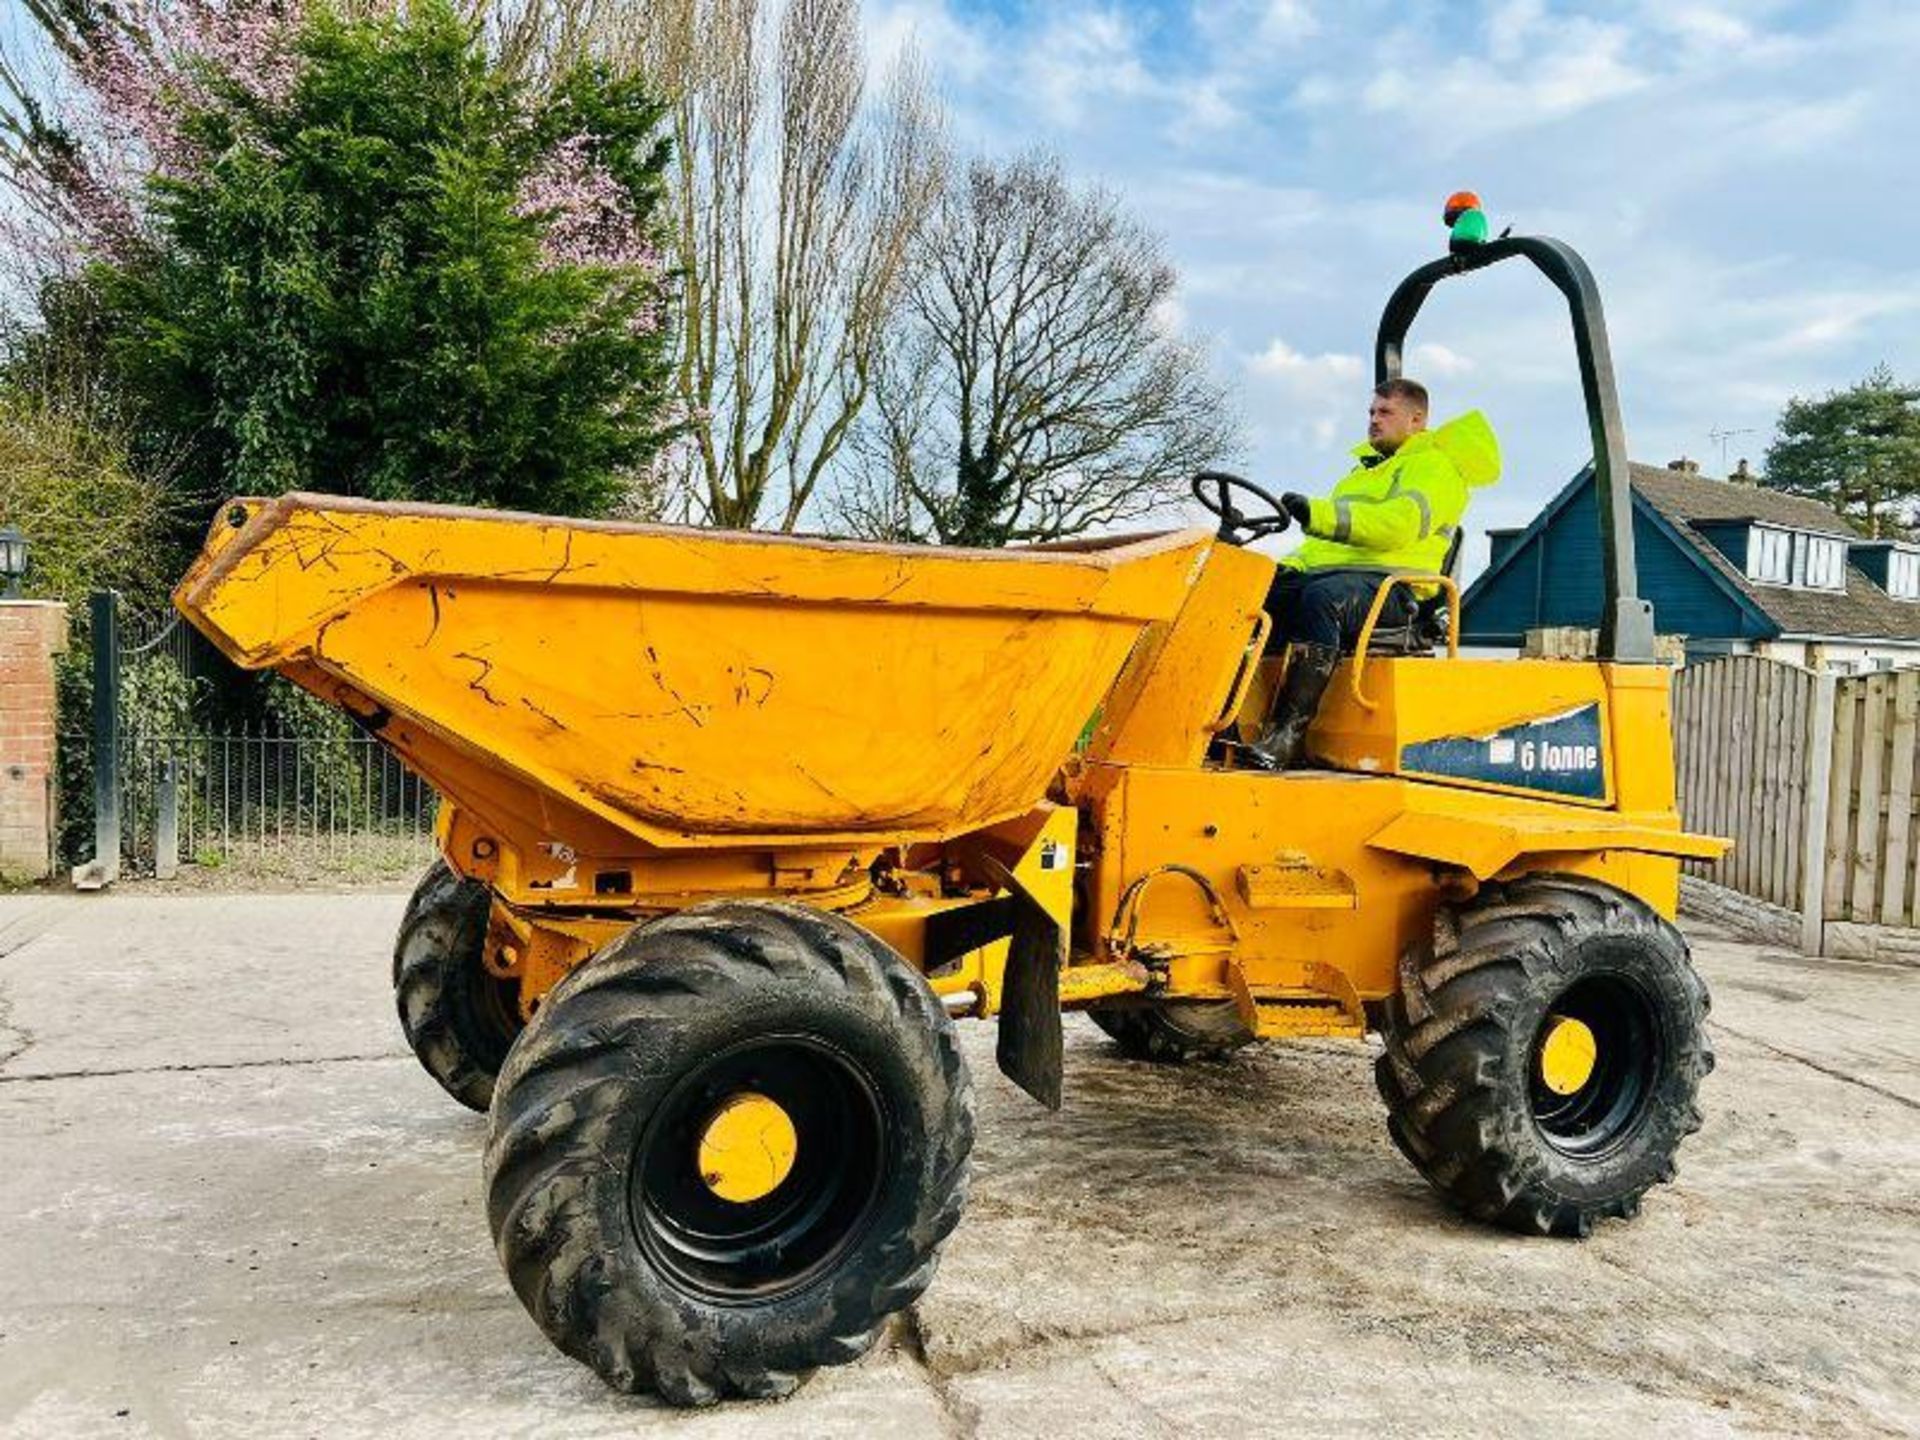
xmin=1746 ymin=525 xmax=1844 ymax=590
xmin=1890 ymin=550 xmax=1920 ymax=600
xmin=1748 ymin=527 xmax=1790 ymax=583
xmin=1798 ymin=532 xmax=1846 ymax=589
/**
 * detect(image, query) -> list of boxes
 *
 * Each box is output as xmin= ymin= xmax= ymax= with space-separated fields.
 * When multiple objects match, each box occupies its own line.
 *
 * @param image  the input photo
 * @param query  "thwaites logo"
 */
xmin=1400 ymin=703 xmax=1607 ymax=799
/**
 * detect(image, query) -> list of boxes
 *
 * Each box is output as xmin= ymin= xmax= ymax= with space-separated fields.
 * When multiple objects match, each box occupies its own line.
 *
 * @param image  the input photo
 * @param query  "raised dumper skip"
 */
xmin=174 ymin=199 xmax=1727 ymax=1406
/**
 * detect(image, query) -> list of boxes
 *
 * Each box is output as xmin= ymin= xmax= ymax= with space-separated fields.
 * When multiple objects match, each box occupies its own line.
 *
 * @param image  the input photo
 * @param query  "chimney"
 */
xmin=1667 ymin=456 xmax=1700 ymax=474
xmin=1731 ymin=458 xmax=1754 ymax=484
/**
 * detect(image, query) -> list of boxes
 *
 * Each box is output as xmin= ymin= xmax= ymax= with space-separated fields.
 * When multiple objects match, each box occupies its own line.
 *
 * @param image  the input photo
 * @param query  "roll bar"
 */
xmin=1374 ymin=235 xmax=1657 ymax=663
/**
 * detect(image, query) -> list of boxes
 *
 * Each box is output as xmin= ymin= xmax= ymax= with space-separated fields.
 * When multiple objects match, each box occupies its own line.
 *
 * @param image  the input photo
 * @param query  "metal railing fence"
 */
xmin=58 ymin=590 xmax=441 ymax=884
xmin=59 ymin=723 xmax=438 ymax=880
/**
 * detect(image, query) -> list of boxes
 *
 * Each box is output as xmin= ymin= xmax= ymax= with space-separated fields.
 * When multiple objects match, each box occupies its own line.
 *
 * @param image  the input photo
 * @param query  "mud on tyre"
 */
xmin=393 ymin=859 xmax=522 ymax=1112
xmin=483 ymin=901 xmax=974 ymax=1406
xmin=1376 ymin=872 xmax=1713 ymax=1237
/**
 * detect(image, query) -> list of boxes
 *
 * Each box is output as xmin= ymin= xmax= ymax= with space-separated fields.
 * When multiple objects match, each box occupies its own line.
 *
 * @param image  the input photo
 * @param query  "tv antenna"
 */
xmin=1709 ymin=426 xmax=1756 ymax=470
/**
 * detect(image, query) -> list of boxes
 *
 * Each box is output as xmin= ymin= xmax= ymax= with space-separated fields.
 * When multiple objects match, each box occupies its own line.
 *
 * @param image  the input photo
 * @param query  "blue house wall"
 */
xmin=1852 ymin=542 xmax=1896 ymax=590
xmin=1688 ymin=519 xmax=1751 ymax=570
xmin=1487 ymin=528 xmax=1525 ymax=570
xmin=1462 ymin=471 xmax=1773 ymax=646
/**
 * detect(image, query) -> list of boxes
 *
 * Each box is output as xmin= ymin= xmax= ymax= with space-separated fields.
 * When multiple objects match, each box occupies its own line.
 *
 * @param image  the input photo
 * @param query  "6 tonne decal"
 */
xmin=1400 ymin=704 xmax=1608 ymax=800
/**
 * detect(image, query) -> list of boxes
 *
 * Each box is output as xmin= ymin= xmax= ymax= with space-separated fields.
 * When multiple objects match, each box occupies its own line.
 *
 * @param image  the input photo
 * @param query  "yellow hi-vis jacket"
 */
xmin=1283 ymin=410 xmax=1502 ymax=576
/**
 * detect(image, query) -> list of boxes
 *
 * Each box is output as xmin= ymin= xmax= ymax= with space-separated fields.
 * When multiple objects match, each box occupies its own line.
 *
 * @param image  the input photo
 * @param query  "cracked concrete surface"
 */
xmin=0 ymin=891 xmax=1916 ymax=1438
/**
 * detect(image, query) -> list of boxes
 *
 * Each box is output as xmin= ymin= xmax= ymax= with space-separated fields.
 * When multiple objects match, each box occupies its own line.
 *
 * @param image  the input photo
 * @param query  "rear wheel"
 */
xmin=393 ymin=859 xmax=521 ymax=1112
xmin=1088 ymin=1000 xmax=1254 ymax=1063
xmin=484 ymin=901 xmax=973 ymax=1405
xmin=1376 ymin=873 xmax=1712 ymax=1236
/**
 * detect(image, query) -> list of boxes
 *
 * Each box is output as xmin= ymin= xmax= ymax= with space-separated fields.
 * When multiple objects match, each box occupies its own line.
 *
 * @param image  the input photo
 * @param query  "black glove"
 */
xmin=1281 ymin=492 xmax=1312 ymax=529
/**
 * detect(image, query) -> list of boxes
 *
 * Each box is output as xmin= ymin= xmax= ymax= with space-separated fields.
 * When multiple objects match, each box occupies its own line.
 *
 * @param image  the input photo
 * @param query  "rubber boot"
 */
xmin=1245 ymin=643 xmax=1340 ymax=771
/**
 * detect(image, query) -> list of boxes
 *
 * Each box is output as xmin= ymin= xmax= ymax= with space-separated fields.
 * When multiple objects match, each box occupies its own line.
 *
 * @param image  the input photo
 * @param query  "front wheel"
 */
xmin=484 ymin=901 xmax=973 ymax=1406
xmin=1376 ymin=873 xmax=1713 ymax=1237
xmin=393 ymin=859 xmax=521 ymax=1112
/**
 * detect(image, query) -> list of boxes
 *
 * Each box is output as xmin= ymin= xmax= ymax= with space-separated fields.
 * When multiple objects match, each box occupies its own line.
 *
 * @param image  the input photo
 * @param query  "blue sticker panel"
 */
xmin=1400 ymin=703 xmax=1607 ymax=800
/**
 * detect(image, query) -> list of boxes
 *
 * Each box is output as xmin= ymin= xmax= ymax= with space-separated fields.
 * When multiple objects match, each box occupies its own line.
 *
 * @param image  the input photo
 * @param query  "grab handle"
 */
xmin=1210 ymin=611 xmax=1273 ymax=734
xmin=1349 ymin=575 xmax=1460 ymax=712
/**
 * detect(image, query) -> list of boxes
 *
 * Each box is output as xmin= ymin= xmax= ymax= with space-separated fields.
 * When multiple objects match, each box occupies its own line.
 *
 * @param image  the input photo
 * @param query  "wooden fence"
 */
xmin=1672 ymin=656 xmax=1822 ymax=913
xmin=1822 ymin=670 xmax=1920 ymax=935
xmin=1672 ymin=655 xmax=1920 ymax=956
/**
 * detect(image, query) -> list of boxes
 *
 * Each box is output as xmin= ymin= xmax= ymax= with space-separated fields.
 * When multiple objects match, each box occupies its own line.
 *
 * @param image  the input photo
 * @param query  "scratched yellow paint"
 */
xmin=176 ymin=494 xmax=1211 ymax=851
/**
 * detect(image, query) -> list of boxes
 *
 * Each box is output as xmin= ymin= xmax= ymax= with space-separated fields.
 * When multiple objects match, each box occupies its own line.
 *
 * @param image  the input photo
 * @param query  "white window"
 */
xmin=1802 ymin=536 xmax=1846 ymax=591
xmin=1747 ymin=527 xmax=1844 ymax=589
xmin=1888 ymin=550 xmax=1920 ymax=600
xmin=1748 ymin=527 xmax=1792 ymax=584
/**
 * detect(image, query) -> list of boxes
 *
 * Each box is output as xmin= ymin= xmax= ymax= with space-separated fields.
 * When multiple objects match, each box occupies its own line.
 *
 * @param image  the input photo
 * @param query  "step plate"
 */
xmin=1236 ymin=861 xmax=1357 ymax=910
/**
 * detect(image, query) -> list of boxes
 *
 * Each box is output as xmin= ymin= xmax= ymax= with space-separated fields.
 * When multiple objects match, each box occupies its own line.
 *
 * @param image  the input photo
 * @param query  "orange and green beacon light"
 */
xmin=1444 ymin=190 xmax=1490 ymax=253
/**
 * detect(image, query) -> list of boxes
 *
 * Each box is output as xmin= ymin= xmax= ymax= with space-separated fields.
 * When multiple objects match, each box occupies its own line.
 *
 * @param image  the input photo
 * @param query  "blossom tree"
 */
xmin=2 ymin=0 xmax=680 ymax=571
xmin=2 ymin=1 xmax=304 ymax=271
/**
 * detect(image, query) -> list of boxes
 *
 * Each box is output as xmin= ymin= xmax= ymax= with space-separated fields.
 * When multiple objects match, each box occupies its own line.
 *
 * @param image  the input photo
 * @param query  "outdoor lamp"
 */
xmin=0 ymin=528 xmax=26 ymax=598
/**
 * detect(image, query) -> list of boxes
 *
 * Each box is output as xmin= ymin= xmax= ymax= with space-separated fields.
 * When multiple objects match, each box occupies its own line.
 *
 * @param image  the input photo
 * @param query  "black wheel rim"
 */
xmin=630 ymin=1034 xmax=889 ymax=1304
xmin=1529 ymin=971 xmax=1663 ymax=1158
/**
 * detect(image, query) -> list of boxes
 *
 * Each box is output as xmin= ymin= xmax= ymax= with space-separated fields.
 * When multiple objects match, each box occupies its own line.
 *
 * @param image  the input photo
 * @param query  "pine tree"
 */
xmin=1764 ymin=365 xmax=1920 ymax=538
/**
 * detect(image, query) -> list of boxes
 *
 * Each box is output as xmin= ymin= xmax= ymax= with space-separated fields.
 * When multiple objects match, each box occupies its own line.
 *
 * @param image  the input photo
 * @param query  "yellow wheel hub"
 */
xmin=697 ymin=1092 xmax=799 ymax=1204
xmin=1538 ymin=1016 xmax=1599 ymax=1096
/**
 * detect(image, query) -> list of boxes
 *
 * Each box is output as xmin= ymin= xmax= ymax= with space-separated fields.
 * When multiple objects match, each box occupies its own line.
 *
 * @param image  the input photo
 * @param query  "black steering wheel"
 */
xmin=1191 ymin=470 xmax=1290 ymax=544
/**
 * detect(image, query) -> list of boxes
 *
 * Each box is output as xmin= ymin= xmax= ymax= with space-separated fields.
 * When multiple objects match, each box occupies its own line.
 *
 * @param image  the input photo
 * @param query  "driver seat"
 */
xmin=1227 ymin=528 xmax=1465 ymax=753
xmin=1340 ymin=527 xmax=1465 ymax=657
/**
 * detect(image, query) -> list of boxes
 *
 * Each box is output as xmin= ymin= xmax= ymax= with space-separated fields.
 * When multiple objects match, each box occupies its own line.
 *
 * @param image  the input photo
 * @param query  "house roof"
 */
xmin=1631 ymin=464 xmax=1920 ymax=643
xmin=1629 ymin=465 xmax=1855 ymax=537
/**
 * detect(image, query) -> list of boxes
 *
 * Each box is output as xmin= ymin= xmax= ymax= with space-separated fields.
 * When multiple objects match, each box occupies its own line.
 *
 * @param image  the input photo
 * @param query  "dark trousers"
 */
xmin=1262 ymin=568 xmax=1412 ymax=655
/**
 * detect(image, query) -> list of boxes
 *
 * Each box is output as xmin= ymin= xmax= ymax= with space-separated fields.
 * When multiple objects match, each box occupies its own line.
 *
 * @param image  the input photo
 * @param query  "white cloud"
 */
xmin=1194 ymin=0 xmax=1318 ymax=53
xmin=1149 ymin=294 xmax=1190 ymax=338
xmin=1290 ymin=73 xmax=1339 ymax=109
xmin=1361 ymin=16 xmax=1648 ymax=145
xmin=1645 ymin=4 xmax=1775 ymax=59
xmin=1242 ymin=339 xmax=1368 ymax=461
xmin=1247 ymin=339 xmax=1364 ymax=382
xmin=1022 ymin=8 xmax=1159 ymax=128
xmin=1737 ymin=92 xmax=1871 ymax=157
xmin=1173 ymin=79 xmax=1241 ymax=138
xmin=1411 ymin=342 xmax=1477 ymax=378
xmin=1487 ymin=0 xmax=1545 ymax=64
xmin=1257 ymin=0 xmax=1318 ymax=45
xmin=863 ymin=0 xmax=991 ymax=84
xmin=1751 ymin=291 xmax=1920 ymax=358
xmin=1660 ymin=6 xmax=1754 ymax=47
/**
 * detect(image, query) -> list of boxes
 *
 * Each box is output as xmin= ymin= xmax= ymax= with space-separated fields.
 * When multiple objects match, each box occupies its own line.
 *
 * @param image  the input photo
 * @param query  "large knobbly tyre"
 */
xmin=393 ymin=859 xmax=522 ymax=1113
xmin=1376 ymin=873 xmax=1713 ymax=1238
xmin=484 ymin=901 xmax=974 ymax=1406
xmin=1088 ymin=1000 xmax=1255 ymax=1063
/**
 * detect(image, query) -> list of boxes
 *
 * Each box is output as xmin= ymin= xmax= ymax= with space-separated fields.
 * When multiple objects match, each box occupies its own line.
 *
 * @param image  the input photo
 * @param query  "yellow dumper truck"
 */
xmin=175 ymin=221 xmax=1726 ymax=1404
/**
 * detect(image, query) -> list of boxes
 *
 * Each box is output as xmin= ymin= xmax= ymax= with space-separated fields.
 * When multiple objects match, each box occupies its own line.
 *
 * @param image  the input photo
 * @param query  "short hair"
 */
xmin=1374 ymin=377 xmax=1429 ymax=413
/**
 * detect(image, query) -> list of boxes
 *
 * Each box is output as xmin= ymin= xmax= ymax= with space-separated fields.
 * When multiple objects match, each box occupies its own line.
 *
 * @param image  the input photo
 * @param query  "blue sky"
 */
xmin=866 ymin=0 xmax=1920 ymax=569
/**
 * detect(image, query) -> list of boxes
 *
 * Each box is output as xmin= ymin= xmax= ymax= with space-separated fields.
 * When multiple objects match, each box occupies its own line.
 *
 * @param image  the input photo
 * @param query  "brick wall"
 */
xmin=0 ymin=601 xmax=69 ymax=883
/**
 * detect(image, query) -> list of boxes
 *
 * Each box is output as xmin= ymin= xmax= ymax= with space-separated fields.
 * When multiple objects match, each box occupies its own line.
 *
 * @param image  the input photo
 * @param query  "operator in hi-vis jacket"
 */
xmin=1245 ymin=377 xmax=1502 ymax=770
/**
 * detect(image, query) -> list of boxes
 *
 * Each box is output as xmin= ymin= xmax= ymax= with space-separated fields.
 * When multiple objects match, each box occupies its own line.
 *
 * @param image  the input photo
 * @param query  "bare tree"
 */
xmin=595 ymin=0 xmax=944 ymax=530
xmin=838 ymin=154 xmax=1240 ymax=548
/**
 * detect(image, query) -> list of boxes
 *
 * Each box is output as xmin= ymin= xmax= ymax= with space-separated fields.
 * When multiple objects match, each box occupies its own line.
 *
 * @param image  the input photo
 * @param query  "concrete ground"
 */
xmin=0 ymin=891 xmax=1916 ymax=1439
